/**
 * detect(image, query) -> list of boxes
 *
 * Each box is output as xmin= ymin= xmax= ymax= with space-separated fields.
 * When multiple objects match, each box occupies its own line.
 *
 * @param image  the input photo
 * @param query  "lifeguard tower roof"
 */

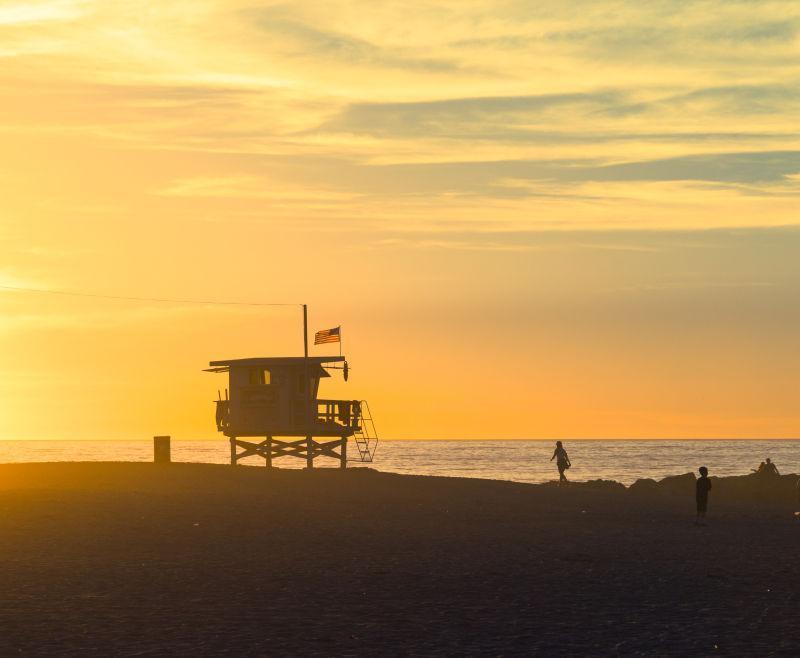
xmin=206 ymin=356 xmax=345 ymax=374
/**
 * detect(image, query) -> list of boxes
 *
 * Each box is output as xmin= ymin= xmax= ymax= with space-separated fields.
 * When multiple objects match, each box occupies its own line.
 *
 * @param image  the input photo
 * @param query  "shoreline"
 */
xmin=3 ymin=437 xmax=800 ymax=441
xmin=0 ymin=459 xmax=796 ymax=494
xmin=1 ymin=437 xmax=799 ymax=488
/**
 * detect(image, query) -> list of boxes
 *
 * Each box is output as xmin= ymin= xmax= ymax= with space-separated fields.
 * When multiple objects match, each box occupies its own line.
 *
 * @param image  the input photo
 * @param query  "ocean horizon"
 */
xmin=2 ymin=438 xmax=797 ymax=485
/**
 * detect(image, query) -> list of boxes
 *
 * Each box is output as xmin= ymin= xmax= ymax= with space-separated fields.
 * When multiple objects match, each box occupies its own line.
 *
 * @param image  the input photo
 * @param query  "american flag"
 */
xmin=314 ymin=326 xmax=341 ymax=345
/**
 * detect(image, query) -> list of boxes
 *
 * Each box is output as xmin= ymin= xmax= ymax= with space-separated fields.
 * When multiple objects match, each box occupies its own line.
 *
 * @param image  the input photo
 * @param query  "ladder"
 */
xmin=351 ymin=400 xmax=378 ymax=462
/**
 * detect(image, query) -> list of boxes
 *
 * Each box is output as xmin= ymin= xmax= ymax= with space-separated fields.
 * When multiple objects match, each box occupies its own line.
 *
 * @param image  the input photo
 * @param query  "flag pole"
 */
xmin=303 ymin=304 xmax=312 ymax=468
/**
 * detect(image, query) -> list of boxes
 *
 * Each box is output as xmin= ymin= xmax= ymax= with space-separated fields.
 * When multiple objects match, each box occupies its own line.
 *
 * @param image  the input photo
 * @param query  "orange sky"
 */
xmin=1 ymin=1 xmax=800 ymax=439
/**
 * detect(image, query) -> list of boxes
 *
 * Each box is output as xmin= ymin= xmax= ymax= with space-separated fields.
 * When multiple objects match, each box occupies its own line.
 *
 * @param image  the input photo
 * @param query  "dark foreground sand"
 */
xmin=0 ymin=463 xmax=798 ymax=656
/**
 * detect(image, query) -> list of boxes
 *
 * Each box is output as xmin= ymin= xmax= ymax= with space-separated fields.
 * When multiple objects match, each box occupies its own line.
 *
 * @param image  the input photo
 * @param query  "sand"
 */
xmin=0 ymin=462 xmax=797 ymax=656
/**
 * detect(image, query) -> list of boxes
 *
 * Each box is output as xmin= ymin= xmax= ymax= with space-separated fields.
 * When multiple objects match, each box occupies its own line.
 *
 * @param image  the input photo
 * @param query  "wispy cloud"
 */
xmin=157 ymin=175 xmax=359 ymax=202
xmin=282 ymin=150 xmax=800 ymax=198
xmin=371 ymin=235 xmax=663 ymax=254
xmin=0 ymin=1 xmax=84 ymax=26
xmin=319 ymin=91 xmax=629 ymax=137
xmin=605 ymin=83 xmax=800 ymax=118
xmin=243 ymin=5 xmax=468 ymax=73
xmin=2 ymin=1 xmax=800 ymax=228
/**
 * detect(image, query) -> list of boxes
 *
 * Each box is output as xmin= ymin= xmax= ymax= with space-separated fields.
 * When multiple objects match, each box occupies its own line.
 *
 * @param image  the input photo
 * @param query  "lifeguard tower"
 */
xmin=206 ymin=355 xmax=378 ymax=468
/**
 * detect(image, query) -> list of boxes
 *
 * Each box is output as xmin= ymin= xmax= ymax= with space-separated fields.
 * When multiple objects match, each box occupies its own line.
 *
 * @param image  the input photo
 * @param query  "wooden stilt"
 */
xmin=306 ymin=435 xmax=314 ymax=468
xmin=230 ymin=436 xmax=237 ymax=465
xmin=266 ymin=436 xmax=272 ymax=468
xmin=340 ymin=436 xmax=347 ymax=469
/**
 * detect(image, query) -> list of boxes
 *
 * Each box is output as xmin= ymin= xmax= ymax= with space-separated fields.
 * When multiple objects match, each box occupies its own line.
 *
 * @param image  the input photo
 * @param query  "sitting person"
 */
xmin=752 ymin=461 xmax=766 ymax=475
xmin=763 ymin=458 xmax=780 ymax=477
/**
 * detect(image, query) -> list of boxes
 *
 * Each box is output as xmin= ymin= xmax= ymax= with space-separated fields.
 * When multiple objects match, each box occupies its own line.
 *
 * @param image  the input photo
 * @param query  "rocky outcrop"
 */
xmin=621 ymin=472 xmax=800 ymax=505
xmin=583 ymin=479 xmax=627 ymax=491
xmin=628 ymin=478 xmax=662 ymax=496
xmin=709 ymin=473 xmax=799 ymax=503
xmin=656 ymin=472 xmax=696 ymax=497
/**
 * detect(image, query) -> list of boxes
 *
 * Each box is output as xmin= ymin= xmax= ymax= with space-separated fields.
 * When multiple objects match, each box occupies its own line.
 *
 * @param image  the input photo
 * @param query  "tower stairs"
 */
xmin=351 ymin=400 xmax=378 ymax=462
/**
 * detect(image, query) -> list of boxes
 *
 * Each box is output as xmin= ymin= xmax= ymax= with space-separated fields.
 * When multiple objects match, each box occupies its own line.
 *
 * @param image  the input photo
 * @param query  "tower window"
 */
xmin=248 ymin=368 xmax=271 ymax=386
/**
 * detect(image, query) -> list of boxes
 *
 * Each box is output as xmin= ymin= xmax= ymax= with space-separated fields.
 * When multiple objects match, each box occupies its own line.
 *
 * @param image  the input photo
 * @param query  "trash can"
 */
xmin=154 ymin=436 xmax=171 ymax=463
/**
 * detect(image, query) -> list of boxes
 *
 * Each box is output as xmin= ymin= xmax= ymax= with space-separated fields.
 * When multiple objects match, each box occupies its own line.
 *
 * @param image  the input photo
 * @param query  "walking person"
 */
xmin=550 ymin=441 xmax=571 ymax=484
xmin=695 ymin=466 xmax=712 ymax=526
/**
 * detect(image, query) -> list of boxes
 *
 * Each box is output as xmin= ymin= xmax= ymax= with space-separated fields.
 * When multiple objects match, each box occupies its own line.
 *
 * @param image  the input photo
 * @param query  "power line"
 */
xmin=0 ymin=284 xmax=299 ymax=307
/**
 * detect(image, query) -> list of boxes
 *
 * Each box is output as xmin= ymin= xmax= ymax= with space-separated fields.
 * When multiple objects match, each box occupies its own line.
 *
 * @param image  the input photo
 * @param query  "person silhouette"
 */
xmin=550 ymin=441 xmax=571 ymax=483
xmin=695 ymin=466 xmax=712 ymax=525
xmin=763 ymin=458 xmax=780 ymax=477
xmin=752 ymin=461 xmax=766 ymax=476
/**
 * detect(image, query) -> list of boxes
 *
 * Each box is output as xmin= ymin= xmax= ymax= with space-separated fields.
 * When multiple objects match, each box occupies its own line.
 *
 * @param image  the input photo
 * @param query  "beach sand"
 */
xmin=0 ymin=462 xmax=797 ymax=656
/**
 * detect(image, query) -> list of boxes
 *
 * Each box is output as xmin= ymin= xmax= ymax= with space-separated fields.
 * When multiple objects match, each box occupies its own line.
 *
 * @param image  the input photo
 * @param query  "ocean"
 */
xmin=0 ymin=439 xmax=797 ymax=485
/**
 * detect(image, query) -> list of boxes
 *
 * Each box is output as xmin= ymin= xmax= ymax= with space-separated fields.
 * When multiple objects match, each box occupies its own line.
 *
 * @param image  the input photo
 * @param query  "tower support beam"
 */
xmin=228 ymin=437 xmax=348 ymax=466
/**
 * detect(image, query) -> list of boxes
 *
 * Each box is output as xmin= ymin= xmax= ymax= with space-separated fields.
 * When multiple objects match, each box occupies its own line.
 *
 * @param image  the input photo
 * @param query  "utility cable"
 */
xmin=0 ymin=284 xmax=299 ymax=307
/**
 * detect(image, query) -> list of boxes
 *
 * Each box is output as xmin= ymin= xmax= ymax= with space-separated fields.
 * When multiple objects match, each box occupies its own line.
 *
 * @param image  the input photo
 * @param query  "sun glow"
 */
xmin=1 ymin=1 xmax=799 ymax=439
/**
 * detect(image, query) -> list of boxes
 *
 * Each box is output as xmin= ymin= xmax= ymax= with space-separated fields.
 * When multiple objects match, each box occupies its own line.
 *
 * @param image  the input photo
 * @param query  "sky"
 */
xmin=1 ymin=0 xmax=799 ymax=440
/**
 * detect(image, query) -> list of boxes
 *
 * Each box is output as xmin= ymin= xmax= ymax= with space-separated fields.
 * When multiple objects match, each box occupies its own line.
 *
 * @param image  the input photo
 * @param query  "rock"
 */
xmin=713 ymin=472 xmax=799 ymax=503
xmin=629 ymin=478 xmax=661 ymax=495
xmin=583 ymin=479 xmax=626 ymax=491
xmin=657 ymin=472 xmax=696 ymax=496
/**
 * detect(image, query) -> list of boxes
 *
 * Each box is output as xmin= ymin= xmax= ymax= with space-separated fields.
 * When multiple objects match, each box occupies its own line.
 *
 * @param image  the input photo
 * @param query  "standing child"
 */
xmin=695 ymin=466 xmax=712 ymax=525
